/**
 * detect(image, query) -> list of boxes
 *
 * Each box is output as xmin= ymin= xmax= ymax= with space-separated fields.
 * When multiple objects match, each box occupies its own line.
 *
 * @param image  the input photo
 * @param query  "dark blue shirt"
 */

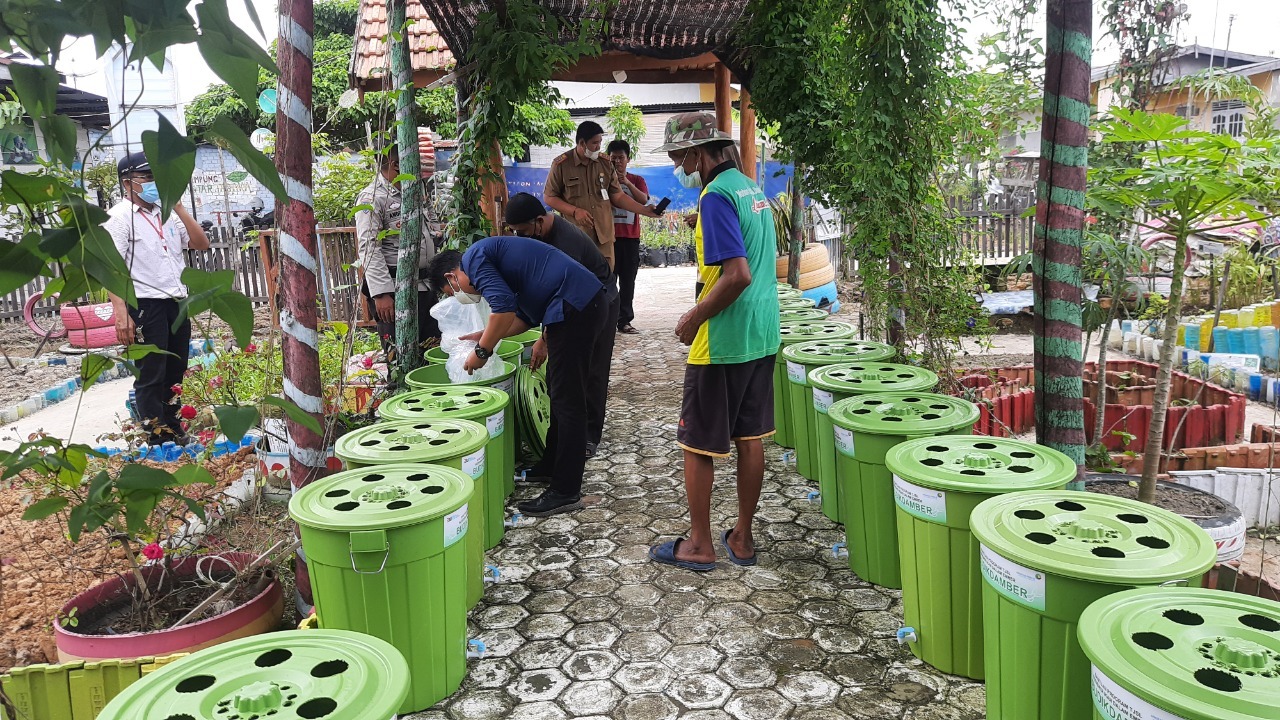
xmin=462 ymin=236 xmax=606 ymax=327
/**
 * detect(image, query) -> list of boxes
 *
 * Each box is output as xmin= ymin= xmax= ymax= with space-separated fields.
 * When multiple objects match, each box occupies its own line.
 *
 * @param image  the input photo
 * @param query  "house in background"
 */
xmin=0 ymin=52 xmax=111 ymax=173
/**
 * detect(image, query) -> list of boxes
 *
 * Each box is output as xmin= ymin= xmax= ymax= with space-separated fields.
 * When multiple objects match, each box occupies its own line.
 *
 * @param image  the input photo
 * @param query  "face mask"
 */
xmin=584 ymin=148 xmax=600 ymax=161
xmin=675 ymin=165 xmax=703 ymax=189
xmin=138 ymin=181 xmax=160 ymax=204
xmin=449 ymin=276 xmax=482 ymax=305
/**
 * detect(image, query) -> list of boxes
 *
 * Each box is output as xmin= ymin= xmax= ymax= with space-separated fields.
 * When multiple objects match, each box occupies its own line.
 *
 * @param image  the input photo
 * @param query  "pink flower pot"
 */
xmin=54 ymin=552 xmax=283 ymax=662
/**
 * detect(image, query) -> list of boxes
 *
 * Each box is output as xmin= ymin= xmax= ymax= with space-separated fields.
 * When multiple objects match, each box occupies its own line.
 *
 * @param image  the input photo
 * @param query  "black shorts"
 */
xmin=677 ymin=356 xmax=776 ymax=457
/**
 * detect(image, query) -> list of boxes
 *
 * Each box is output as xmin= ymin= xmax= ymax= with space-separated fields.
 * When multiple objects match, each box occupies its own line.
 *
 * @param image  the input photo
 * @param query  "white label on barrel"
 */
xmin=786 ymin=360 xmax=807 ymax=385
xmin=834 ymin=426 xmax=855 ymax=457
xmin=1091 ymin=665 xmax=1188 ymax=720
xmin=980 ymin=544 xmax=1045 ymax=612
xmin=444 ymin=504 xmax=468 ymax=547
xmin=893 ymin=475 xmax=947 ymax=522
xmin=813 ymin=388 xmax=834 ymax=414
xmin=495 ymin=377 xmax=514 ymax=395
xmin=462 ymin=448 xmax=486 ymax=479
xmin=486 ymin=411 xmax=505 ymax=438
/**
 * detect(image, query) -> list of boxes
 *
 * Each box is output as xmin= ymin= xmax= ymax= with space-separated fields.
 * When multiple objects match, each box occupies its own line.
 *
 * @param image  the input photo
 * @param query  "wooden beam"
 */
xmin=714 ymin=63 xmax=732 ymax=134
xmin=740 ymin=86 xmax=757 ymax=181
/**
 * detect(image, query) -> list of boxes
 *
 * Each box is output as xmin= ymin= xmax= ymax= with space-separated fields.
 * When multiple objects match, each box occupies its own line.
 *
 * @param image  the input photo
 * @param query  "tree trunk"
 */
xmin=1033 ymin=0 xmax=1092 ymax=491
xmin=391 ymin=0 xmax=423 ymax=382
xmin=1091 ymin=298 xmax=1122 ymax=449
xmin=787 ymin=172 xmax=803 ymax=287
xmin=1139 ymin=230 xmax=1188 ymax=502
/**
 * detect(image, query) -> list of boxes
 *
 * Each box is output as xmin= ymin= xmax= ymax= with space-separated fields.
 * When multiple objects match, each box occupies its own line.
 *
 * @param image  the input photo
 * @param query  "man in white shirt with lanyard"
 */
xmin=105 ymin=152 xmax=211 ymax=445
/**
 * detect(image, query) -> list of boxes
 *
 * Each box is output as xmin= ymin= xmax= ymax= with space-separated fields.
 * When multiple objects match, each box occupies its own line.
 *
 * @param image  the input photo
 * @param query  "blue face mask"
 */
xmin=138 ymin=181 xmax=160 ymax=204
xmin=674 ymin=153 xmax=703 ymax=189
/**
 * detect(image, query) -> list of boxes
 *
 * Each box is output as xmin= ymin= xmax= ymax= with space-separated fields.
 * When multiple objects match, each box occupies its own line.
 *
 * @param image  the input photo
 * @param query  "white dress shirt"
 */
xmin=103 ymin=201 xmax=192 ymax=299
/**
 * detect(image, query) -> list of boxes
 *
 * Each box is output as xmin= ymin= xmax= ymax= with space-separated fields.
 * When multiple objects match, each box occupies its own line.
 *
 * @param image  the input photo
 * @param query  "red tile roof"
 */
xmin=352 ymin=0 xmax=455 ymax=85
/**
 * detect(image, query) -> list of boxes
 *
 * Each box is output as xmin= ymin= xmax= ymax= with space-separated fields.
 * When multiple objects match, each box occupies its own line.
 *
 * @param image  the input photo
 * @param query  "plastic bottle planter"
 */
xmin=289 ymin=466 xmax=473 ymax=714
xmin=885 ymin=437 xmax=1075 ymax=680
xmin=1079 ymin=587 xmax=1280 ymax=720
xmin=827 ymin=392 xmax=979 ymax=589
xmin=425 ymin=338 xmax=524 ymax=367
xmin=969 ymin=491 xmax=1218 ymax=720
xmin=96 ymin=629 xmax=410 ymax=720
xmin=808 ymin=361 xmax=940 ymax=523
xmin=781 ymin=344 xmax=901 ymax=487
xmin=379 ymin=386 xmax=513 ymax=546
xmin=334 ymin=419 xmax=489 ymax=609
xmin=774 ymin=320 xmax=857 ymax=450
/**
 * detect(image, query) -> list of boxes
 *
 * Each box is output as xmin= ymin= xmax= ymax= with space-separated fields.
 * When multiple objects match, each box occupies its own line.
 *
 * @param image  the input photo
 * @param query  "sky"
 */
xmin=52 ymin=0 xmax=1280 ymax=107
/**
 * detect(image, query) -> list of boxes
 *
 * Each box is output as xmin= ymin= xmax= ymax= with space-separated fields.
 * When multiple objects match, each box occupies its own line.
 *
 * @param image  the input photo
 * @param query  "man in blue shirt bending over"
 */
xmin=429 ymin=236 xmax=608 ymax=517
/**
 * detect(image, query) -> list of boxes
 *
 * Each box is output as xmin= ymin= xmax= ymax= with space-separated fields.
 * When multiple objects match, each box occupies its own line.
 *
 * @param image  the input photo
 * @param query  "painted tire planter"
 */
xmin=1079 ymin=587 xmax=1280 ymax=720
xmin=970 ymin=491 xmax=1218 ymax=720
xmin=797 ymin=263 xmax=836 ymax=291
xmin=802 ymin=280 xmax=840 ymax=313
xmin=774 ymin=320 xmax=857 ymax=450
xmin=1085 ymin=477 xmax=1247 ymax=563
xmin=54 ymin=552 xmax=284 ymax=663
xmin=66 ymin=325 xmax=120 ymax=349
xmin=61 ymin=302 xmax=116 ymax=330
xmin=775 ymin=243 xmax=829 ymax=277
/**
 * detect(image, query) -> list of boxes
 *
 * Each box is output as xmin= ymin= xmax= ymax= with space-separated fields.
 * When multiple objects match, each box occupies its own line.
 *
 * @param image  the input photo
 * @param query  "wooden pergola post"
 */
xmin=740 ymin=86 xmax=757 ymax=181
xmin=714 ymin=63 xmax=732 ymax=134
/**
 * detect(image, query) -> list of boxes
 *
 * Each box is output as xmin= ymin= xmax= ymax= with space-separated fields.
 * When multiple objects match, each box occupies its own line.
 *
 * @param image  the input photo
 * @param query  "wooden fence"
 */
xmin=949 ymin=196 xmax=1036 ymax=266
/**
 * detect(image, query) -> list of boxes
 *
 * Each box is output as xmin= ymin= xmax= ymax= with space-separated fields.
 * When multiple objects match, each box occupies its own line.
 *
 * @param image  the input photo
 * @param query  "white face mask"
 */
xmin=449 ymin=276 xmax=482 ymax=305
xmin=584 ymin=147 xmax=601 ymax=161
xmin=674 ymin=150 xmax=703 ymax=189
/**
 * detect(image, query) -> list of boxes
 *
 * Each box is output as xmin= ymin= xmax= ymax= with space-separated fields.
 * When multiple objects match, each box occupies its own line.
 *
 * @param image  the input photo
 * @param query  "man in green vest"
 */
xmin=647 ymin=112 xmax=781 ymax=571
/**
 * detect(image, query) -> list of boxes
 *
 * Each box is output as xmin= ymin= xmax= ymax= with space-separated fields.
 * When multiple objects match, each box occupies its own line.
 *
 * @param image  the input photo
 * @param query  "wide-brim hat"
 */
xmin=653 ymin=111 xmax=736 ymax=153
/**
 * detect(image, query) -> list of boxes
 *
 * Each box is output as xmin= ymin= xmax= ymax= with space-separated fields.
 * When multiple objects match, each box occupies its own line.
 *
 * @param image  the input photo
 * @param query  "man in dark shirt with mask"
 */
xmin=505 ymin=192 xmax=617 ymax=468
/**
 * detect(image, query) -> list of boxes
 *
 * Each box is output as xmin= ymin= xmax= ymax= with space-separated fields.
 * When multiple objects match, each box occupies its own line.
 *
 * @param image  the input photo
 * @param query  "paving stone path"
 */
xmin=408 ymin=267 xmax=985 ymax=719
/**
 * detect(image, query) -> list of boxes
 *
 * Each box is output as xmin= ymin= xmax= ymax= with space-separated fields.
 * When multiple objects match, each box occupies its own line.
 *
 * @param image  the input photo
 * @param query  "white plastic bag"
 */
xmin=431 ymin=295 xmax=490 ymax=353
xmin=445 ymin=342 xmax=502 ymax=383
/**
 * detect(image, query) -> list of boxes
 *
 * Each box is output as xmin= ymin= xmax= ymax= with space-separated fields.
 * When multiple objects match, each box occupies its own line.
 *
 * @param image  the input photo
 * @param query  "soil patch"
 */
xmin=0 ymin=360 xmax=83 ymax=409
xmin=71 ymin=566 xmax=271 ymax=636
xmin=957 ymin=353 xmax=1033 ymax=369
xmin=1087 ymin=478 xmax=1231 ymax=518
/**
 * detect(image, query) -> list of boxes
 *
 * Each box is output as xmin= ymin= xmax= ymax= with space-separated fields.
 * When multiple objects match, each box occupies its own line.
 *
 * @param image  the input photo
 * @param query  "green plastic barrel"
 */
xmin=775 ymin=320 xmax=856 ymax=449
xmin=424 ymin=338 xmax=523 ymax=366
xmin=290 ymin=465 xmax=473 ymax=713
xmin=779 ymin=296 xmax=817 ymax=311
xmin=886 ymin=437 xmax=1075 ymax=679
xmin=508 ymin=328 xmax=543 ymax=364
xmin=780 ymin=307 xmax=829 ymax=324
xmin=1079 ymin=587 xmax=1280 ymax=720
xmin=95 ymin=629 xmax=410 ymax=719
xmin=970 ymin=491 xmax=1217 ymax=720
xmin=809 ymin=361 xmax=937 ymax=522
xmin=828 ymin=392 xmax=978 ymax=588
xmin=334 ymin=418 xmax=489 ymax=608
xmin=379 ymin=385 xmax=512 ymax=547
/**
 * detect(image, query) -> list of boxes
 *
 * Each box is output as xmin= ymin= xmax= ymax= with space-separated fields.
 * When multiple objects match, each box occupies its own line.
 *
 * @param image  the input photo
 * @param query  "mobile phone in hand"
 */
xmin=653 ymin=197 xmax=671 ymax=214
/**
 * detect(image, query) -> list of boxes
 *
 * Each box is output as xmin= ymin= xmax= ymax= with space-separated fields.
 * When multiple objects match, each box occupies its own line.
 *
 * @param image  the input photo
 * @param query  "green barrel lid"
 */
xmin=515 ymin=365 xmax=551 ymax=454
xmin=782 ymin=339 xmax=897 ymax=365
xmin=780 ymin=307 xmax=829 ymax=324
xmin=828 ymin=391 xmax=977 ymax=436
xmin=334 ymin=418 xmax=487 ymax=466
xmin=779 ymin=296 xmax=817 ymax=310
xmin=969 ymin=491 xmax=1217 ymax=585
xmin=886 ymin=436 xmax=1076 ymax=495
xmin=96 ymin=629 xmax=411 ymax=720
xmin=778 ymin=284 xmax=803 ymax=298
xmin=779 ymin=320 xmax=856 ymax=346
xmin=290 ymin=463 xmax=473 ymax=532
xmin=1079 ymin=587 xmax=1280 ymax=720
xmin=809 ymin=362 xmax=939 ymax=395
xmin=378 ymin=385 xmax=509 ymax=424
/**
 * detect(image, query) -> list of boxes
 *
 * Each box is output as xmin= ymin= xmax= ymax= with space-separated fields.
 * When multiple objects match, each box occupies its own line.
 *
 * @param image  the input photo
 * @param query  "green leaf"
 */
xmin=39 ymin=115 xmax=78 ymax=167
xmin=214 ymin=405 xmax=259 ymax=444
xmin=79 ymin=354 xmax=116 ymax=391
xmin=226 ymin=170 xmax=249 ymax=183
xmin=22 ymin=496 xmax=68 ymax=521
xmin=203 ymin=118 xmax=287 ymax=203
xmin=8 ymin=63 xmax=58 ymax=117
xmin=176 ymin=268 xmax=254 ymax=347
xmin=86 ymin=469 xmax=112 ymax=502
xmin=39 ymin=228 xmax=81 ymax=257
xmin=123 ymin=491 xmax=160 ymax=534
xmin=196 ymin=0 xmax=279 ymax=104
xmin=141 ymin=114 xmax=197 ymax=221
xmin=120 ymin=344 xmax=167 ymax=361
xmin=171 ymin=464 xmax=216 ymax=486
xmin=0 ymin=169 xmax=62 ymax=207
xmin=0 ymin=233 xmax=52 ymax=296
xmin=116 ymin=464 xmax=178 ymax=491
xmin=260 ymin=396 xmax=322 ymax=435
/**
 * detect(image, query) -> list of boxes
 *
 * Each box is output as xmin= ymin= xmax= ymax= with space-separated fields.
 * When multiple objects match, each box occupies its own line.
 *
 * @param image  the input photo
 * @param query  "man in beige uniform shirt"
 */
xmin=544 ymin=121 xmax=658 ymax=270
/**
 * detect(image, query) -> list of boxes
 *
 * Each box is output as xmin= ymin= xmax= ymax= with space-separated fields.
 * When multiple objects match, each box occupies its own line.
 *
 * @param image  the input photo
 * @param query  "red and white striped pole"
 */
xmin=274 ymin=0 xmax=327 ymax=491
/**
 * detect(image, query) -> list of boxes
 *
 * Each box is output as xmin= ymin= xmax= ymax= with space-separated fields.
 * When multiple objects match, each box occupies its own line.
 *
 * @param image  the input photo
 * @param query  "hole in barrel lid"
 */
xmin=310 ymin=660 xmax=348 ymax=678
xmin=323 ymin=489 xmax=349 ymax=498
xmin=896 ymin=373 xmax=913 ymax=379
xmin=921 ymin=413 xmax=940 ymax=420
xmin=164 ymin=715 xmax=196 ymax=720
xmin=389 ymin=445 xmax=411 ymax=452
xmin=1164 ymin=609 xmax=1205 ymax=626
xmin=921 ymin=459 xmax=943 ymax=467
xmin=1026 ymin=532 xmax=1056 ymax=544
xmin=1240 ymin=614 xmax=1280 ymax=632
xmin=1137 ymin=536 xmax=1170 ymax=549
xmin=902 ymin=397 xmax=922 ymax=402
xmin=359 ymin=440 xmax=379 ymax=447
xmin=883 ymin=416 xmax=903 ymax=422
xmin=926 ymin=445 xmax=948 ymax=452
xmin=334 ymin=502 xmax=359 ymax=511
xmin=255 ymin=649 xmax=291 ymax=667
xmin=1092 ymin=547 xmax=1125 ymax=559
xmin=1011 ymin=451 xmax=1035 ymax=459
xmin=1015 ymin=509 xmax=1044 ymax=520
xmin=442 ymin=428 xmax=460 ymax=434
xmin=296 ymin=698 xmax=338 ymax=718
xmin=1055 ymin=500 xmax=1086 ymax=511
xmin=1117 ymin=513 xmax=1149 ymax=524
xmin=960 ymin=469 xmax=985 ymax=476
xmin=377 ymin=428 xmax=395 ymax=434
xmin=852 ymin=409 xmax=870 ymax=415
xmin=387 ymin=500 xmax=411 ymax=510
xmin=407 ymin=473 xmax=431 ymax=482
xmin=974 ymin=442 xmax=996 ymax=450
xmin=361 ymin=474 xmax=384 ymax=483
xmin=176 ymin=675 xmax=216 ymax=693
xmin=930 ymin=404 xmax=949 ymax=411
xmin=864 ymin=399 xmax=883 ymax=406
xmin=1194 ymin=668 xmax=1242 ymax=693
xmin=428 ymin=439 xmax=448 ymax=446
xmin=1007 ymin=465 xmax=1032 ymax=473
xmin=1132 ymin=632 xmax=1174 ymax=651
xmin=421 ymin=486 xmax=443 ymax=494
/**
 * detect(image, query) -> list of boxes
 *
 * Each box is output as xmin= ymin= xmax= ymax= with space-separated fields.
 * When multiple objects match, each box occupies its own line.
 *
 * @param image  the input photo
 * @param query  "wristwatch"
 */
xmin=474 ymin=345 xmax=493 ymax=360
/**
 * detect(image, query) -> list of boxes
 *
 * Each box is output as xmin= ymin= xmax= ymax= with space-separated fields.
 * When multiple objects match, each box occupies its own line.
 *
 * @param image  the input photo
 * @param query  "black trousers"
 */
xmin=540 ymin=293 xmax=608 ymax=497
xmin=130 ymin=298 xmax=191 ymax=443
xmin=361 ymin=267 xmax=441 ymax=353
xmin=587 ymin=293 xmax=619 ymax=444
xmin=615 ymin=237 xmax=641 ymax=327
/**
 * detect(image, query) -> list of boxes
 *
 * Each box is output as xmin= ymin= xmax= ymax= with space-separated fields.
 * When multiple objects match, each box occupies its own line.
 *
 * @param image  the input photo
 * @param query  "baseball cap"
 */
xmin=653 ymin=111 xmax=735 ymax=153
xmin=117 ymin=151 xmax=151 ymax=178
xmin=505 ymin=192 xmax=549 ymax=226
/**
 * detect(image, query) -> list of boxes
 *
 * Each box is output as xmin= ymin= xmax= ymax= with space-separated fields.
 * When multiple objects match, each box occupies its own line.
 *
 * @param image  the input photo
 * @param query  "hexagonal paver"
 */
xmin=444 ymin=690 xmax=513 ymax=719
xmin=565 ymin=596 xmax=621 ymax=623
xmin=658 ymin=616 xmax=719 ymax=644
xmin=718 ymin=655 xmax=778 ymax=689
xmin=777 ymin=671 xmax=842 ymax=706
xmin=758 ymin=612 xmax=813 ymax=640
xmin=525 ymin=569 xmax=574 ymax=590
xmin=614 ymin=606 xmax=663 ymax=632
xmin=663 ymin=643 xmax=725 ymax=673
xmin=614 ymin=631 xmax=672 ymax=661
xmin=512 ymin=639 xmax=573 ymax=670
xmin=522 ymin=589 xmax=574 ymax=614
xmin=703 ymin=601 xmax=763 ymax=624
xmin=574 ymin=538 xmax=619 ymax=557
xmin=504 ymin=700 xmax=570 ymax=720
xmin=507 ymin=669 xmax=571 ymax=702
xmin=567 ymin=575 xmax=620 ymax=598
xmin=617 ymin=693 xmax=680 ymax=720
xmin=613 ymin=661 xmax=674 ymax=694
xmin=712 ymin=627 xmax=772 ymax=656
xmin=517 ymin=613 xmax=575 ymax=640
xmin=724 ymin=689 xmax=795 ymax=720
xmin=668 ymin=672 xmax=735 ymax=709
xmin=563 ymin=621 xmax=622 ymax=649
xmin=475 ymin=604 xmax=529 ymax=630
xmin=466 ymin=658 xmax=517 ymax=689
xmin=742 ymin=569 xmax=788 ymax=590
xmin=838 ymin=587 xmax=893 ymax=611
xmin=615 ymin=582 xmax=662 ymax=607
xmin=557 ymin=680 xmax=623 ymax=715
xmin=799 ymin=600 xmax=855 ymax=626
xmin=700 ymin=579 xmax=753 ymax=602
xmin=563 ymin=649 xmax=623 ymax=680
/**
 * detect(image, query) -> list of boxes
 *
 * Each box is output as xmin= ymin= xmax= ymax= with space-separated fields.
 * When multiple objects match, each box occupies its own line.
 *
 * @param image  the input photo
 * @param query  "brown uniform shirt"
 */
xmin=544 ymin=149 xmax=622 ymax=269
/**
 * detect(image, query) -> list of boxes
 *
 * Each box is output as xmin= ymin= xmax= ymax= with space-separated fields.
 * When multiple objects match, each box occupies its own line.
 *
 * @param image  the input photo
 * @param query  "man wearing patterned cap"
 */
xmin=647 ymin=112 xmax=781 ymax=572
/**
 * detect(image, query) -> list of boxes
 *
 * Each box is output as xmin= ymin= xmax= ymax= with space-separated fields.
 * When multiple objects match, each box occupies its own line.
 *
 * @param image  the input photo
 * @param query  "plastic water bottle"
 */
xmin=1228 ymin=327 xmax=1245 ymax=354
